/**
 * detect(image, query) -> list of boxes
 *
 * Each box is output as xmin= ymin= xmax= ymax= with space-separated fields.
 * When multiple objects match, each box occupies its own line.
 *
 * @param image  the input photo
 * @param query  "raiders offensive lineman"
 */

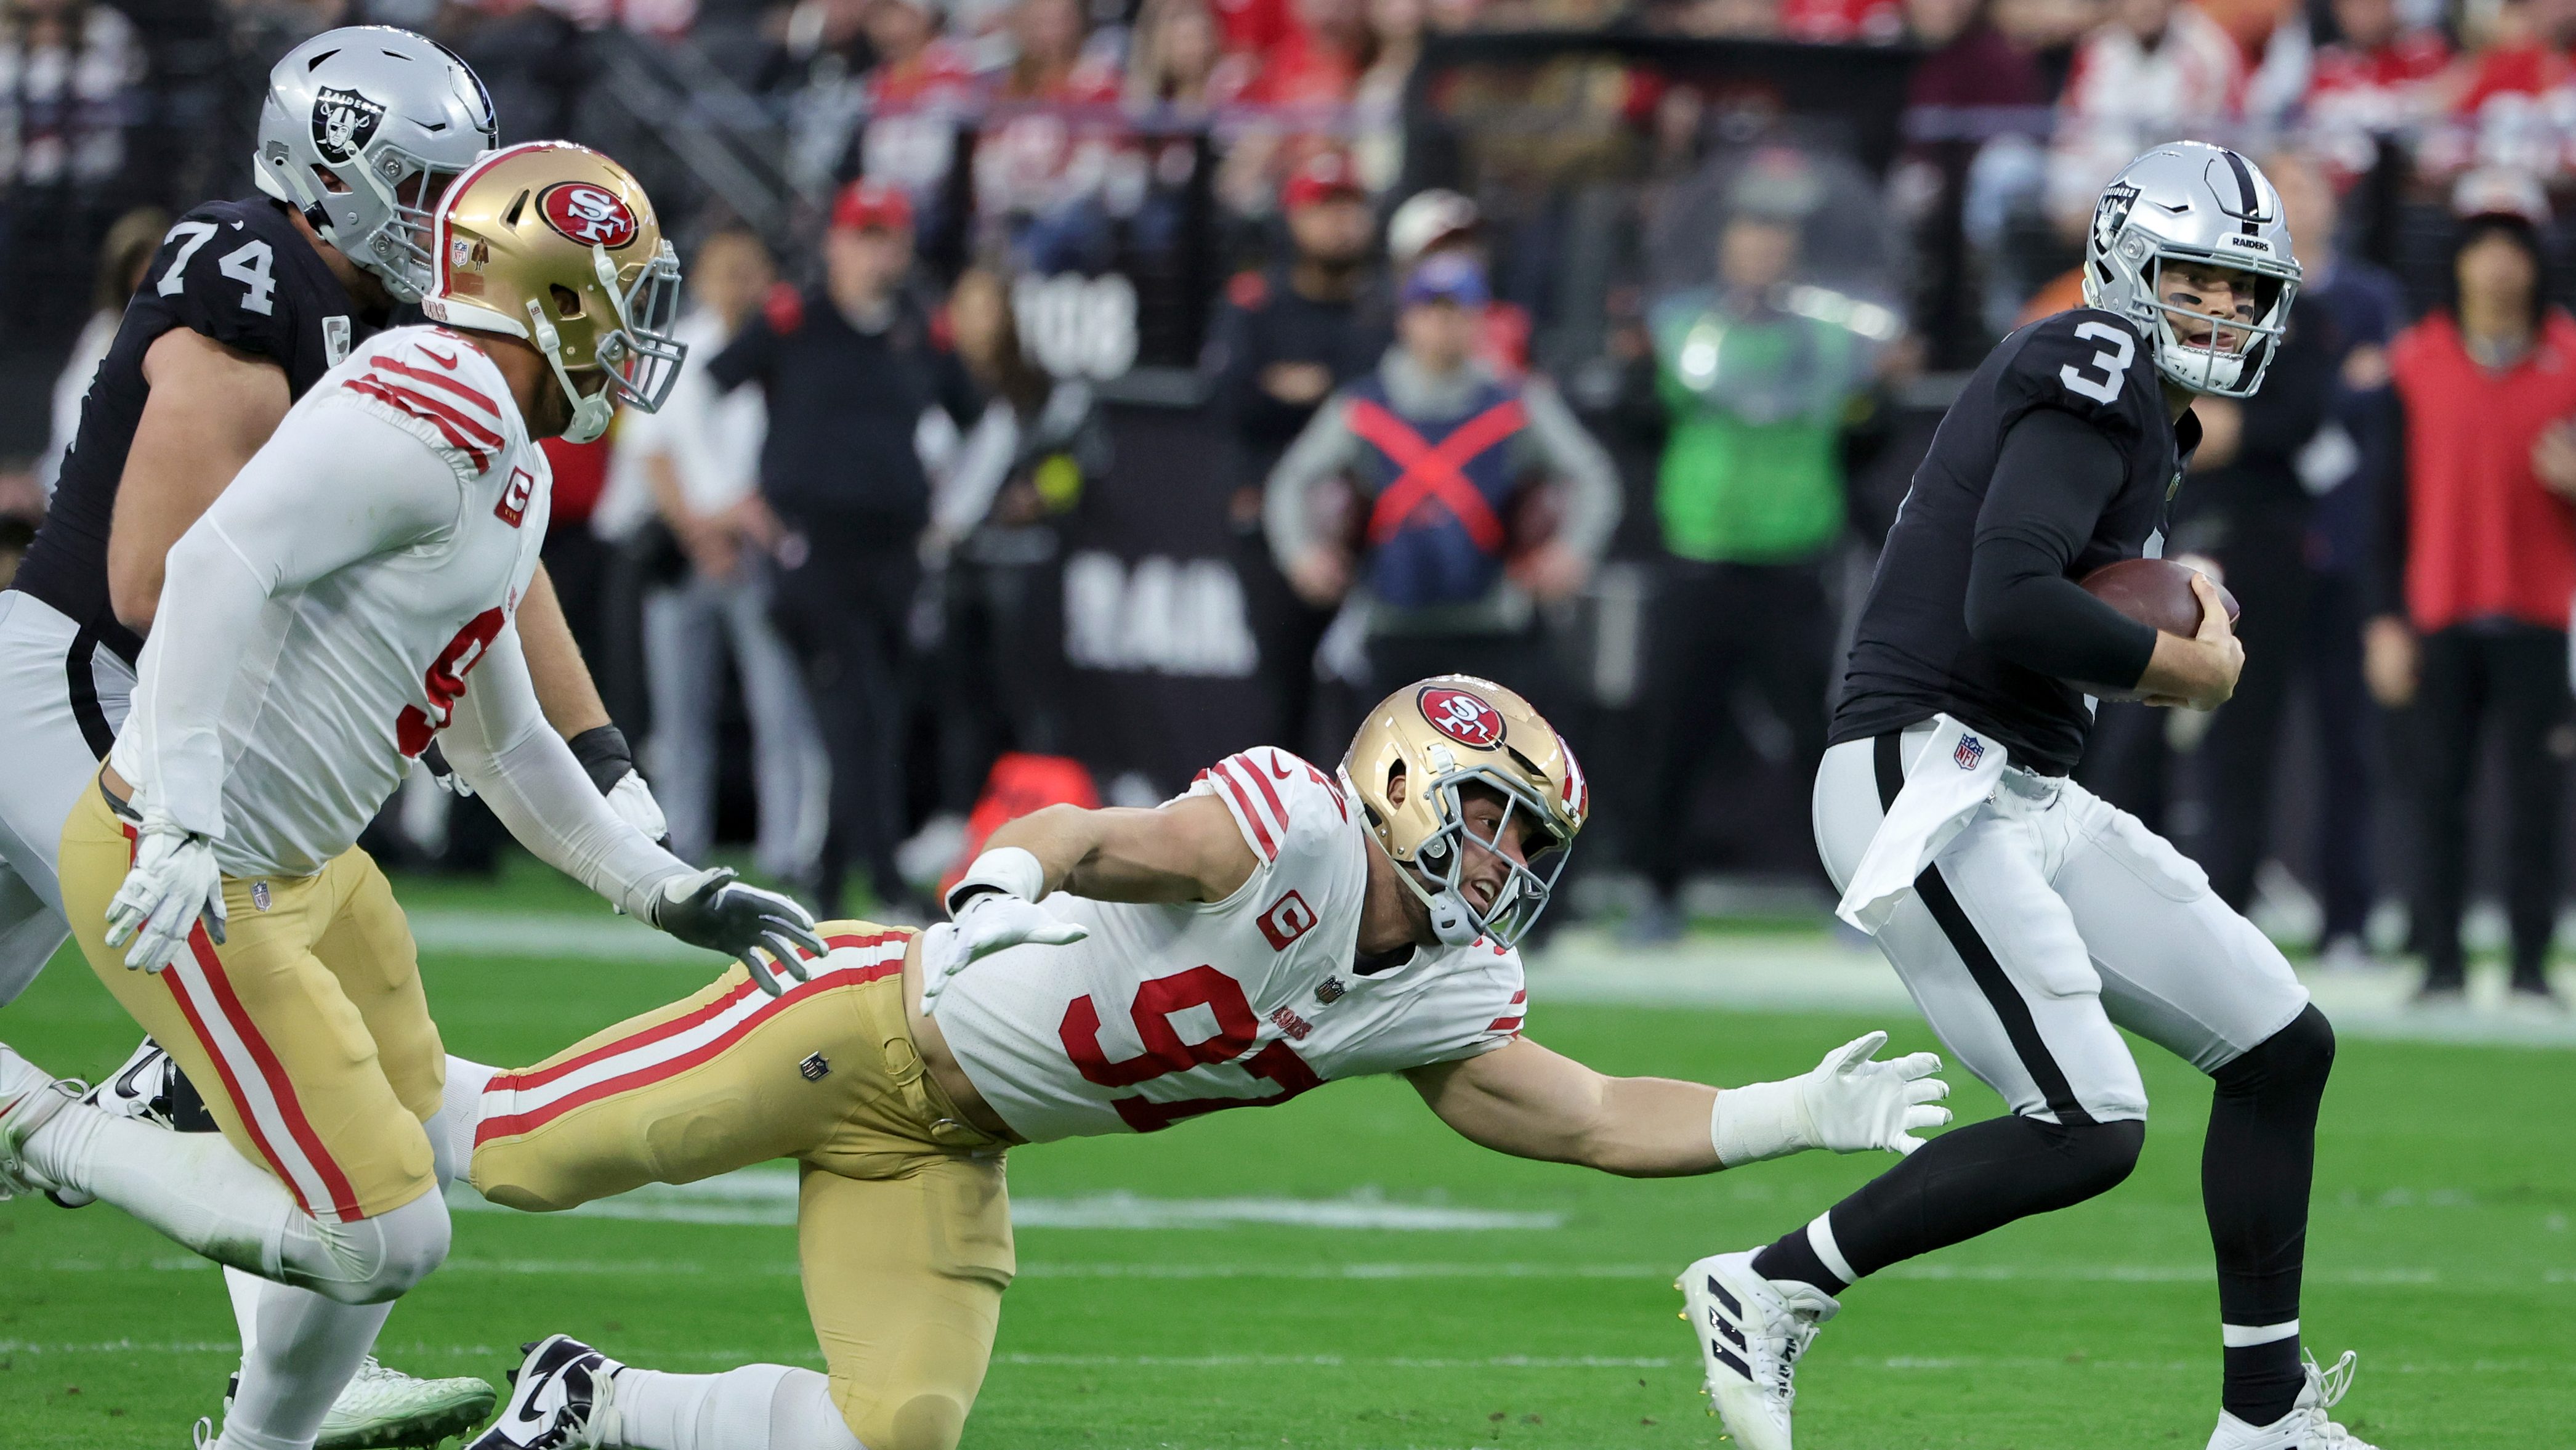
xmin=419 ymin=677 xmax=1950 ymax=1450
xmin=1680 ymin=144 xmax=2367 ymax=1450
xmin=0 ymin=29 xmax=668 ymax=1445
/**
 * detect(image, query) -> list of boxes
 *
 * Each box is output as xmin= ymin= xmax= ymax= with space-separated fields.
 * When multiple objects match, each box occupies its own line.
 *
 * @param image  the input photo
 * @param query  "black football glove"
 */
xmin=650 ymin=867 xmax=828 ymax=997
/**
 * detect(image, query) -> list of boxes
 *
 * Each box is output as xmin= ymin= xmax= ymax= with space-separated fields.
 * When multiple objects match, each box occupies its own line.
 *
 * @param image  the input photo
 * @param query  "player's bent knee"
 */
xmin=850 ymin=1392 xmax=970 ymax=1450
xmin=2033 ymin=1116 xmax=2147 ymax=1199
xmin=305 ymin=1188 xmax=451 ymax=1305
xmin=2215 ymin=1004 xmax=2336 ymax=1094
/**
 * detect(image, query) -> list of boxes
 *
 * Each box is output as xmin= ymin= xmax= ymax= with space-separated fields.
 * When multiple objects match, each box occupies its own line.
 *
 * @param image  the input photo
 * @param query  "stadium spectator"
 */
xmin=1896 ymin=0 xmax=2045 ymax=367
xmin=1262 ymin=253 xmax=1621 ymax=702
xmin=2166 ymin=152 xmax=2395 ymax=959
xmin=1129 ymin=0 xmax=1249 ymax=112
xmin=1387 ymin=187 xmax=1531 ymax=376
xmin=974 ymin=0 xmax=1126 ymax=272
xmin=35 ymin=202 xmax=158 ymax=499
xmin=1206 ymin=149 xmax=1392 ymax=756
xmin=623 ymin=227 xmax=828 ymax=883
xmin=707 ymin=179 xmax=980 ymax=916
xmin=923 ymin=265 xmax=1101 ymax=808
xmin=1625 ymin=176 xmax=1887 ymax=941
xmin=0 ymin=0 xmax=142 ymax=189
xmin=2438 ymin=0 xmax=2576 ymax=182
xmin=854 ymin=0 xmax=979 ymax=219
xmin=2372 ymin=171 xmax=2576 ymax=1007
xmin=1352 ymin=0 xmax=1426 ymax=190
xmin=2303 ymin=0 xmax=2450 ymax=187
xmin=2045 ymin=0 xmax=2243 ymax=230
xmin=0 ymin=0 xmax=143 ymax=344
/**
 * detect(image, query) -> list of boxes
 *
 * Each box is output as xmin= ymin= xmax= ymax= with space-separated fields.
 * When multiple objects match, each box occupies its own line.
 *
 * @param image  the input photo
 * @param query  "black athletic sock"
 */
xmin=2205 ymin=1005 xmax=2335 ymax=1426
xmin=1750 ymin=1222 xmax=1847 ymax=1296
xmin=1754 ymin=1113 xmax=2143 ymax=1296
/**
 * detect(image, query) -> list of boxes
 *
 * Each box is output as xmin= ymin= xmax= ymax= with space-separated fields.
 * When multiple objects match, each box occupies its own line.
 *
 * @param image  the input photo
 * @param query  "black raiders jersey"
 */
xmin=14 ymin=196 xmax=378 ymax=665
xmin=1830 ymin=307 xmax=2203 ymax=776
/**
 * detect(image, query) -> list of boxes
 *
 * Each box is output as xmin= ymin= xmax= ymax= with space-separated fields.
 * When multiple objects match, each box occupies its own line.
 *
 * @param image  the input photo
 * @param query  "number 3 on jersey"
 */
xmin=2058 ymin=320 xmax=2136 ymax=404
xmin=1060 ymin=965 xmax=1323 ymax=1132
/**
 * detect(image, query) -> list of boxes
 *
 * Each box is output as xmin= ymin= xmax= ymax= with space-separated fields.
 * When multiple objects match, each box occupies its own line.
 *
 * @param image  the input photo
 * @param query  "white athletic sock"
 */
xmin=24 ymin=1099 xmax=450 ymax=1302
xmin=26 ymin=1103 xmax=294 ymax=1276
xmin=435 ymin=1055 xmax=496 ymax=1192
xmin=221 ymin=1289 xmax=393 ymax=1450
xmin=611 ymin=1365 xmax=861 ymax=1450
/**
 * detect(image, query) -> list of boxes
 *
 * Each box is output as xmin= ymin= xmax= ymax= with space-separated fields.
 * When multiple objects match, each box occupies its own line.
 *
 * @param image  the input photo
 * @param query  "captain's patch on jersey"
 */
xmin=311 ymin=87 xmax=385 ymax=164
xmin=539 ymin=182 xmax=640 ymax=249
xmin=1419 ymin=686 xmax=1504 ymax=748
xmin=1258 ymin=889 xmax=1317 ymax=951
xmin=495 ymin=466 xmax=536 ymax=527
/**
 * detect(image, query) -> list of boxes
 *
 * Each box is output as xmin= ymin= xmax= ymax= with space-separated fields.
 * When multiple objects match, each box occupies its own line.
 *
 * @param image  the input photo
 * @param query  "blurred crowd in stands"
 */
xmin=2 ymin=0 xmax=2575 ymax=1007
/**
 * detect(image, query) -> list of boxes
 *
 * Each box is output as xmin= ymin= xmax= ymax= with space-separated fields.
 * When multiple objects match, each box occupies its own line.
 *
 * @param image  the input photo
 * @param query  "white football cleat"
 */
xmin=464 ymin=1335 xmax=625 ymax=1450
xmin=1676 ymin=1249 xmax=1839 ymax=1450
xmin=0 ymin=1042 xmax=84 ymax=1201
xmin=2206 ymin=1350 xmax=2378 ymax=1450
xmin=223 ymin=1355 xmax=501 ymax=1450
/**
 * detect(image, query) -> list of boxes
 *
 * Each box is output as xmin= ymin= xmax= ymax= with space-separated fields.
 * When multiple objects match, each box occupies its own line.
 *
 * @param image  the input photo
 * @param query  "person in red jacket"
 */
xmin=2371 ymin=169 xmax=2576 ymax=1008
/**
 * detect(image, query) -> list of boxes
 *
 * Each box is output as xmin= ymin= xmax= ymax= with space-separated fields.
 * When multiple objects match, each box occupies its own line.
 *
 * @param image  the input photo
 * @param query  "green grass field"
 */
xmin=3 ymin=868 xmax=2569 ymax=1449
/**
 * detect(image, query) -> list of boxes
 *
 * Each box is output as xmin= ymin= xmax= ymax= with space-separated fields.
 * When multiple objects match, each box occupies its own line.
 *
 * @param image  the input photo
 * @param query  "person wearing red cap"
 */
xmin=2370 ymin=172 xmax=2576 ymax=1009
xmin=1206 ymin=149 xmax=1391 ymax=753
xmin=704 ymin=178 xmax=980 ymax=920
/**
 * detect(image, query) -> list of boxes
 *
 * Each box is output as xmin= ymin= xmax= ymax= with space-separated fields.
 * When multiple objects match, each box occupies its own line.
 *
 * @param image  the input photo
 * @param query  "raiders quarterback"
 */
xmin=0 ymin=29 xmax=676 ymax=1445
xmin=0 ymin=142 xmax=822 ymax=1450
xmin=1680 ymin=145 xmax=2368 ymax=1450
xmin=395 ymin=676 xmax=1952 ymax=1450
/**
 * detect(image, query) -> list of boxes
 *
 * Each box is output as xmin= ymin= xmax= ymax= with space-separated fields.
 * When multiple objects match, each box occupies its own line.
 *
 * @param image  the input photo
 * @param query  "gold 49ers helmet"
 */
xmin=419 ymin=140 xmax=685 ymax=444
xmin=1342 ymin=676 xmax=1589 ymax=949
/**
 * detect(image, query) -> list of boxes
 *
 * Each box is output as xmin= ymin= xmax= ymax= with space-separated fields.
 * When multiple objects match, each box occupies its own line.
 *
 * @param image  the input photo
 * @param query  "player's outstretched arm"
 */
xmin=107 ymin=328 xmax=293 ymax=631
xmin=438 ymin=626 xmax=824 ymax=994
xmin=1403 ymin=1031 xmax=1953 ymax=1178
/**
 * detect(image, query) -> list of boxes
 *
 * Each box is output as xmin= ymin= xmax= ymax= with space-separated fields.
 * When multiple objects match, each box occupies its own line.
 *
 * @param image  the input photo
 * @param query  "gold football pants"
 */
xmin=59 ymin=777 xmax=443 ymax=1223
xmin=469 ymin=923 xmax=1013 ymax=1450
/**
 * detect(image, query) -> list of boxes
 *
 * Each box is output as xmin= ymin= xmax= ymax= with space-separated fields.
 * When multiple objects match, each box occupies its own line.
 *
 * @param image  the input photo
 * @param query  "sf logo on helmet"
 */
xmin=538 ymin=182 xmax=640 ymax=249
xmin=1419 ymin=687 xmax=1504 ymax=748
xmin=310 ymin=87 xmax=386 ymax=164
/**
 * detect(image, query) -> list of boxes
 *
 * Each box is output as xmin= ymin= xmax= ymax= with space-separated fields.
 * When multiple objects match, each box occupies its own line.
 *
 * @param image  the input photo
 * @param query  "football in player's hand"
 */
xmin=2079 ymin=557 xmax=2240 ymax=636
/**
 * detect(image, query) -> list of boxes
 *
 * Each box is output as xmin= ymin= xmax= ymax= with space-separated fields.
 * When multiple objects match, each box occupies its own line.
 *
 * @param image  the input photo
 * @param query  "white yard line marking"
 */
xmin=441 ymin=1176 xmax=1562 ymax=1231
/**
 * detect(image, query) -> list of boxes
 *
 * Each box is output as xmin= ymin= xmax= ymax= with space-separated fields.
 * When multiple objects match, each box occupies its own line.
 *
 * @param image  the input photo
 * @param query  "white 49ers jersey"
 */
xmin=932 ymin=747 xmax=1529 ymax=1143
xmin=111 ymin=325 xmax=549 ymax=877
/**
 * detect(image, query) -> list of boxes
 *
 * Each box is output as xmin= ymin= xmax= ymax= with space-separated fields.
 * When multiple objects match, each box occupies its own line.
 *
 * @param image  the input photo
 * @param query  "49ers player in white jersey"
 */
xmin=449 ymin=676 xmax=1955 ymax=1450
xmin=0 ymin=142 xmax=825 ymax=1450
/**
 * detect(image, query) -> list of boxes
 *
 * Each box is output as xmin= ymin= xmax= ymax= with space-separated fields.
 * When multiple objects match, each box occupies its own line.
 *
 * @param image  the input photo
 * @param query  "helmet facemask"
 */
xmin=522 ymin=239 xmax=689 ymax=445
xmin=1381 ymin=765 xmax=1575 ymax=950
xmin=2138 ymin=253 xmax=2295 ymax=398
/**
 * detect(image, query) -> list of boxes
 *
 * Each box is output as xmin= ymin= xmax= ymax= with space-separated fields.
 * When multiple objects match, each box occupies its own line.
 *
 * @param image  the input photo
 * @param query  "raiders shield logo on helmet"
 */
xmin=538 ymin=182 xmax=640 ymax=249
xmin=310 ymin=86 xmax=386 ymax=164
xmin=2091 ymin=180 xmax=2141 ymax=259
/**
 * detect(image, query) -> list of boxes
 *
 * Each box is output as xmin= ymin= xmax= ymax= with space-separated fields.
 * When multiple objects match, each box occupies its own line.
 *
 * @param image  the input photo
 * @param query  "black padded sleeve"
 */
xmin=1965 ymin=407 xmax=2162 ymax=690
xmin=147 ymin=205 xmax=298 ymax=361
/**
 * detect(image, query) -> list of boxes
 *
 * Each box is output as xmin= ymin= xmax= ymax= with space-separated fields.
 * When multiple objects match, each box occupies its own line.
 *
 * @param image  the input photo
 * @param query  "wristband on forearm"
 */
xmin=944 ymin=846 xmax=1047 ymax=918
xmin=566 ymin=724 xmax=637 ymax=796
xmin=1711 ymin=1078 xmax=1814 ymax=1167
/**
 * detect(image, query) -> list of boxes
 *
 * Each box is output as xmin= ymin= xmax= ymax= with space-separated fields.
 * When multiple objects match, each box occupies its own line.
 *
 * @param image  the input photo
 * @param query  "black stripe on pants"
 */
xmin=1873 ymin=732 xmax=2096 ymax=1127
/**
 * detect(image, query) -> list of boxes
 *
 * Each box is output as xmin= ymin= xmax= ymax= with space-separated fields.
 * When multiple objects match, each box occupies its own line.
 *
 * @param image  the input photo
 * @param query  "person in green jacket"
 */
xmin=1629 ymin=169 xmax=1894 ymax=942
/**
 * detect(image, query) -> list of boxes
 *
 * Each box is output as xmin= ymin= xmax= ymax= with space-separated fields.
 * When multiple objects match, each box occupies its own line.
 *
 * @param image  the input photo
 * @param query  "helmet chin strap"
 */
xmin=1402 ymin=839 xmax=1485 ymax=948
xmin=524 ymin=298 xmax=615 ymax=445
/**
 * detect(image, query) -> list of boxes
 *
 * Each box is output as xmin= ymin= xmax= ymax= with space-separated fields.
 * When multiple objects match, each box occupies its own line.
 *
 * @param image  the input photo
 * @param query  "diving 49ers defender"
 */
xmin=446 ymin=676 xmax=1953 ymax=1450
xmin=0 ymin=142 xmax=822 ymax=1450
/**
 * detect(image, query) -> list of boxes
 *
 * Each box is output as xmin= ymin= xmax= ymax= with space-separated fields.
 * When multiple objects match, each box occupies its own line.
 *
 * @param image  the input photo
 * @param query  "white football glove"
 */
xmin=919 ymin=847 xmax=1088 ymax=1016
xmin=1712 ymin=1030 xmax=1951 ymax=1165
xmin=102 ymin=812 xmax=227 ymax=974
xmin=651 ymin=867 xmax=828 ymax=997
xmin=604 ymin=771 xmax=669 ymax=843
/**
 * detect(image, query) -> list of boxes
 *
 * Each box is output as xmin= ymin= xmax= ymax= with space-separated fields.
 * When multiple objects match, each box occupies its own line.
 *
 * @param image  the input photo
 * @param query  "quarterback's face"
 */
xmin=2158 ymin=261 xmax=2261 ymax=357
